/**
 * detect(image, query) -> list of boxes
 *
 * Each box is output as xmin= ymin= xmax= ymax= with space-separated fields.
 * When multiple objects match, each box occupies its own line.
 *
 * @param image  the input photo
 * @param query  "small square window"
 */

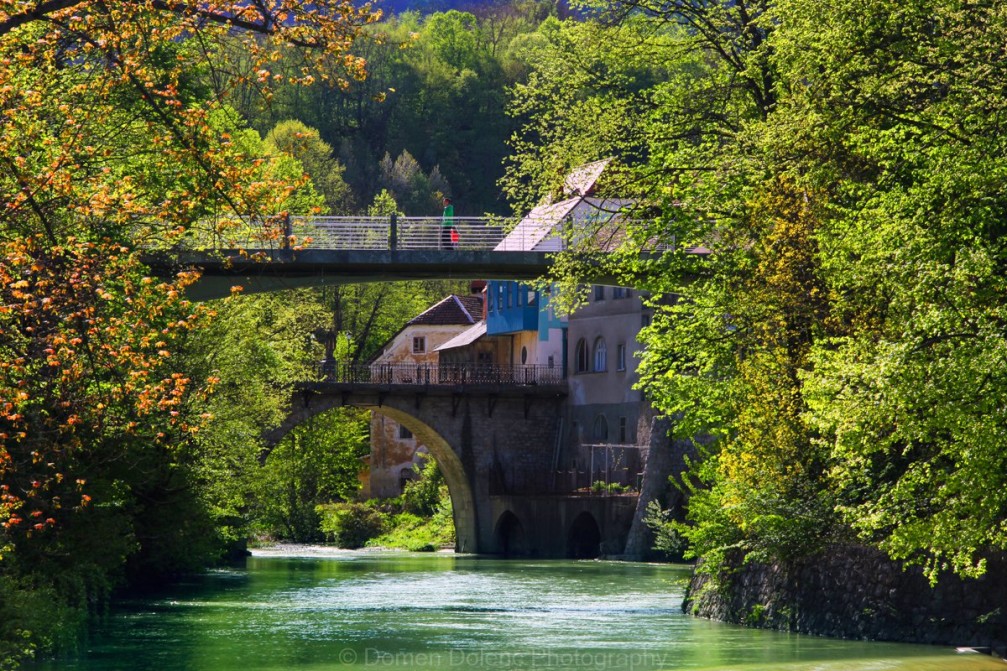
xmin=412 ymin=336 xmax=426 ymax=353
xmin=593 ymin=285 xmax=605 ymax=301
xmin=399 ymin=425 xmax=413 ymax=440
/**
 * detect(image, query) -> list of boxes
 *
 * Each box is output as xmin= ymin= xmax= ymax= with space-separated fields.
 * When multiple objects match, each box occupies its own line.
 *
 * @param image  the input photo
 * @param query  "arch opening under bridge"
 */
xmin=264 ymin=397 xmax=478 ymax=554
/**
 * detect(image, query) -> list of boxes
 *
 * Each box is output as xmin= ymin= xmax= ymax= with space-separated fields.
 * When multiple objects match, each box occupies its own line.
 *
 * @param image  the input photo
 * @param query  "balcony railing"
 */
xmin=319 ymin=362 xmax=566 ymax=386
xmin=489 ymin=444 xmax=649 ymax=496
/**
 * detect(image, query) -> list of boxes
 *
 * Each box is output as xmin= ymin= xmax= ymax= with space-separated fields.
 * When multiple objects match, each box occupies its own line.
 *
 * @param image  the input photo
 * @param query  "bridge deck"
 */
xmin=138 ymin=215 xmax=649 ymax=298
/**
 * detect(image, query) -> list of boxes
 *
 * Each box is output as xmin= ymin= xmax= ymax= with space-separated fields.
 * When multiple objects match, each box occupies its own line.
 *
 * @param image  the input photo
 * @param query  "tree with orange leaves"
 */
xmin=0 ymin=2 xmax=375 ymax=663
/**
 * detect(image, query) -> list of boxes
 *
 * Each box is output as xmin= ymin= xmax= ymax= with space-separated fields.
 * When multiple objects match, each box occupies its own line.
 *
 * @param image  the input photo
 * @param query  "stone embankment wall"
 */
xmin=683 ymin=544 xmax=1007 ymax=656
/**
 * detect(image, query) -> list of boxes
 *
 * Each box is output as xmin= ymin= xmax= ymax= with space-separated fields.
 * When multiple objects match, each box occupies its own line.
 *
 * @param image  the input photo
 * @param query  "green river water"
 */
xmin=33 ymin=548 xmax=1006 ymax=671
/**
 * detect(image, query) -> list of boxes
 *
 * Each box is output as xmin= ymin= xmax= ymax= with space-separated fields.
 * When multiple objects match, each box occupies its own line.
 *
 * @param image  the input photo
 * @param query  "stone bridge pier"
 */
xmin=266 ymin=382 xmax=638 ymax=557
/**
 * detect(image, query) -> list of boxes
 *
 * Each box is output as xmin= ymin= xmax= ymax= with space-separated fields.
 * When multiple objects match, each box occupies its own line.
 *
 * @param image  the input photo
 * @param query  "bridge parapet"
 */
xmin=145 ymin=215 xmax=550 ymax=253
xmin=319 ymin=361 xmax=566 ymax=387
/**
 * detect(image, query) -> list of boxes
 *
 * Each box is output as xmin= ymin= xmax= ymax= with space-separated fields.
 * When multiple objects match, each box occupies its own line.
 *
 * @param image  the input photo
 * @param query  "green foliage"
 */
xmin=335 ymin=456 xmax=455 ymax=552
xmin=252 ymin=408 xmax=370 ymax=543
xmin=368 ymin=458 xmax=455 ymax=551
xmin=229 ymin=2 xmax=554 ymax=213
xmin=367 ymin=503 xmax=455 ymax=552
xmin=401 ymin=454 xmax=446 ymax=516
xmin=511 ymin=0 xmax=1007 ymax=585
xmin=590 ymin=481 xmax=631 ymax=494
xmin=317 ymin=502 xmax=388 ymax=549
xmin=264 ymin=120 xmax=355 ymax=214
xmin=0 ymin=577 xmax=81 ymax=670
xmin=642 ymin=500 xmax=687 ymax=560
xmin=368 ymin=189 xmax=404 ymax=217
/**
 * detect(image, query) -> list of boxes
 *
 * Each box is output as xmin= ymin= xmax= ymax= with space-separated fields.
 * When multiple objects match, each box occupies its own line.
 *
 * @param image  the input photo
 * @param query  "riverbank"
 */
xmin=684 ymin=544 xmax=1007 ymax=660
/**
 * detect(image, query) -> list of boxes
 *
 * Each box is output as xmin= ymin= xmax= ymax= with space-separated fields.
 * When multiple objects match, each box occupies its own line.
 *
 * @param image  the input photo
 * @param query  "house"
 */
xmin=361 ymin=289 xmax=483 ymax=499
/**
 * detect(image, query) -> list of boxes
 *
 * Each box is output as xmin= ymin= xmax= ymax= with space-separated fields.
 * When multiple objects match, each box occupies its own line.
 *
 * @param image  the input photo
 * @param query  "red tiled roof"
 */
xmin=408 ymin=295 xmax=482 ymax=326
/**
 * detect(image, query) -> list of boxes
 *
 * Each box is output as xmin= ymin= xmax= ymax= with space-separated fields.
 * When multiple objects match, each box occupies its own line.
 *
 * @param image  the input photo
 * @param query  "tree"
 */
xmin=509 ymin=0 xmax=1007 ymax=585
xmin=264 ymin=120 xmax=356 ymax=214
xmin=0 ymin=1 xmax=375 ymax=662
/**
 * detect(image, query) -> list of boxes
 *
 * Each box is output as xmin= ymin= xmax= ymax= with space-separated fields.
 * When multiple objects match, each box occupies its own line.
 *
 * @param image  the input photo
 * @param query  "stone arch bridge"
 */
xmin=264 ymin=375 xmax=640 ymax=557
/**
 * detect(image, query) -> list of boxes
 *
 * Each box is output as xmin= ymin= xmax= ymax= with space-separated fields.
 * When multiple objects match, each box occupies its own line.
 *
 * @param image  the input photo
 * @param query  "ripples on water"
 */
xmin=31 ymin=548 xmax=1007 ymax=671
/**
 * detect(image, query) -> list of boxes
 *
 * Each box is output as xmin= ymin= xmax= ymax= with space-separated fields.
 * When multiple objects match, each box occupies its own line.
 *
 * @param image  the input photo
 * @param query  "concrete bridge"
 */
xmin=139 ymin=214 xmax=638 ymax=299
xmin=265 ymin=365 xmax=641 ymax=558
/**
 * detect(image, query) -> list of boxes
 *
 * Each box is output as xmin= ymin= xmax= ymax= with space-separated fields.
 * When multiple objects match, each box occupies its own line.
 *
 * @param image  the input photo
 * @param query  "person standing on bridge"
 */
xmin=441 ymin=197 xmax=458 ymax=250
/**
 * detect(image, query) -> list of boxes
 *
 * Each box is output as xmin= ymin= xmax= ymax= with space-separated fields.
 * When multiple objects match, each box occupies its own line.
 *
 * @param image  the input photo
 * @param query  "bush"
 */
xmin=401 ymin=454 xmax=444 ymax=516
xmin=316 ymin=503 xmax=387 ymax=549
xmin=643 ymin=499 xmax=688 ymax=560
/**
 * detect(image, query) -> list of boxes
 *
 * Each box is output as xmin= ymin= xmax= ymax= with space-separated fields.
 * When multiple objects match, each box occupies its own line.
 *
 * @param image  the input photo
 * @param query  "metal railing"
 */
xmin=145 ymin=215 xmax=552 ymax=252
xmin=319 ymin=361 xmax=566 ymax=386
xmin=489 ymin=444 xmax=649 ymax=496
xmin=297 ymin=216 xmax=512 ymax=251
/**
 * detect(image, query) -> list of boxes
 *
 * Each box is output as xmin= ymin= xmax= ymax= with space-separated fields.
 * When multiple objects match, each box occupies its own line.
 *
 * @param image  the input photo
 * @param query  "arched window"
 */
xmin=593 ymin=337 xmax=607 ymax=372
xmin=575 ymin=338 xmax=589 ymax=373
xmin=592 ymin=415 xmax=609 ymax=442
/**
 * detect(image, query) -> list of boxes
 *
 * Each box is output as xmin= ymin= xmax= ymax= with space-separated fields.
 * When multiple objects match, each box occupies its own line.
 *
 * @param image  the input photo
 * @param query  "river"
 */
xmin=32 ymin=548 xmax=1005 ymax=671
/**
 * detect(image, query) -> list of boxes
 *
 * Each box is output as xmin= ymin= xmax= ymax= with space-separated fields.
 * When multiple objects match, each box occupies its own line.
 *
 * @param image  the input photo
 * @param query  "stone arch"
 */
xmin=263 ymin=399 xmax=477 ymax=554
xmin=567 ymin=511 xmax=602 ymax=559
xmin=493 ymin=511 xmax=528 ymax=557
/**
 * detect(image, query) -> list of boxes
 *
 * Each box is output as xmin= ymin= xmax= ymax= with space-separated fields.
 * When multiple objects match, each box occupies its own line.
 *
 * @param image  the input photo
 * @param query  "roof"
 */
xmin=563 ymin=158 xmax=611 ymax=197
xmin=407 ymin=294 xmax=482 ymax=326
xmin=494 ymin=197 xmax=580 ymax=252
xmin=433 ymin=322 xmax=487 ymax=352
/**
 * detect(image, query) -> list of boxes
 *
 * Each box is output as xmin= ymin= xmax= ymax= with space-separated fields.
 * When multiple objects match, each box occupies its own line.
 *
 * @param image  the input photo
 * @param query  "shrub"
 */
xmin=316 ymin=503 xmax=387 ymax=549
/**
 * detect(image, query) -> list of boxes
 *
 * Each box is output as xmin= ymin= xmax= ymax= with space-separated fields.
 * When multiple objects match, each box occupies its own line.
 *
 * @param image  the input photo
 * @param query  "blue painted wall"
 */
xmin=486 ymin=281 xmax=539 ymax=335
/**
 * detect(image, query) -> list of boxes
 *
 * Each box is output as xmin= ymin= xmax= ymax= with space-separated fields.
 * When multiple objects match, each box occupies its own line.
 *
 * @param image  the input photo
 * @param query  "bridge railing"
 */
xmin=319 ymin=361 xmax=566 ymax=386
xmin=149 ymin=215 xmax=548 ymax=252
xmin=296 ymin=216 xmax=514 ymax=251
xmin=489 ymin=444 xmax=649 ymax=496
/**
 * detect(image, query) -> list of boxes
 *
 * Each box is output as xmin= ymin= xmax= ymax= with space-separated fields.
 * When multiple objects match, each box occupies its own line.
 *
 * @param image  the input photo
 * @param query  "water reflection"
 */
xmin=31 ymin=549 xmax=1006 ymax=671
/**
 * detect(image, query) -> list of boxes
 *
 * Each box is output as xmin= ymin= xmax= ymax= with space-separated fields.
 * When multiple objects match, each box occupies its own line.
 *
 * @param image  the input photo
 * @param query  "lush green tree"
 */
xmin=264 ymin=120 xmax=356 ymax=214
xmin=510 ymin=0 xmax=1007 ymax=586
xmin=770 ymin=0 xmax=1007 ymax=582
xmin=252 ymin=408 xmax=370 ymax=542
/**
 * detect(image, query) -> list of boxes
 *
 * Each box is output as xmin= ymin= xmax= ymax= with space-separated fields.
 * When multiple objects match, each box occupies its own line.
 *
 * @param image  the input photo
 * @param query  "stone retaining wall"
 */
xmin=683 ymin=544 xmax=1007 ymax=656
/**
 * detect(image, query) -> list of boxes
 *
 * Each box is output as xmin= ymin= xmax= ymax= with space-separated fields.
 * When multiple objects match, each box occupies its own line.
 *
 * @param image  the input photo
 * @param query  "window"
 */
xmin=488 ymin=291 xmax=494 ymax=313
xmin=593 ymin=285 xmax=605 ymax=301
xmin=575 ymin=338 xmax=589 ymax=373
xmin=497 ymin=283 xmax=505 ymax=309
xmin=593 ymin=337 xmax=607 ymax=372
xmin=616 ymin=344 xmax=626 ymax=371
xmin=399 ymin=425 xmax=413 ymax=440
xmin=520 ymin=346 xmax=528 ymax=364
xmin=641 ymin=313 xmax=652 ymax=328
xmin=507 ymin=284 xmax=513 ymax=308
xmin=618 ymin=417 xmax=628 ymax=443
xmin=612 ymin=287 xmax=626 ymax=299
xmin=412 ymin=336 xmax=426 ymax=353
xmin=592 ymin=415 xmax=609 ymax=442
xmin=547 ymin=354 xmax=555 ymax=369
